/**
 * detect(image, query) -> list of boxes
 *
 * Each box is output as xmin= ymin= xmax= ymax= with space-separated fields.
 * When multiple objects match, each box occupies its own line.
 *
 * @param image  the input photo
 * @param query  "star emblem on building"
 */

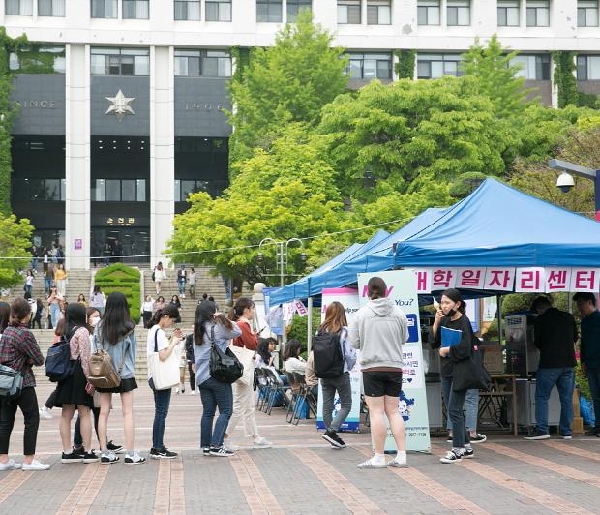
xmin=105 ymin=89 xmax=135 ymax=122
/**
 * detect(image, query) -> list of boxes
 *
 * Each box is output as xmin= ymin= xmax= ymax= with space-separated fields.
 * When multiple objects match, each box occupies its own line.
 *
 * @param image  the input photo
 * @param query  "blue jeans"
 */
xmin=178 ymin=279 xmax=185 ymax=295
xmin=49 ymin=303 xmax=60 ymax=329
xmin=199 ymin=377 xmax=232 ymax=448
xmin=448 ymin=385 xmax=470 ymax=448
xmin=585 ymin=366 xmax=600 ymax=429
xmin=151 ymin=384 xmax=172 ymax=450
xmin=321 ymin=373 xmax=352 ymax=432
xmin=464 ymin=389 xmax=479 ymax=432
xmin=535 ymin=367 xmax=574 ymax=436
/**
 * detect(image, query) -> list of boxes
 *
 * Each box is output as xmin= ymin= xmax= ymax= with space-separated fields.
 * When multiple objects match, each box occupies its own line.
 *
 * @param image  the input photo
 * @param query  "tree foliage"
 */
xmin=167 ymin=125 xmax=358 ymax=286
xmin=226 ymin=10 xmax=348 ymax=167
xmin=0 ymin=214 xmax=34 ymax=288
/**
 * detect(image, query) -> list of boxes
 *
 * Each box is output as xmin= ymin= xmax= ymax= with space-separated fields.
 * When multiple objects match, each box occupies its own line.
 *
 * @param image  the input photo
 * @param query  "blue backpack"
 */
xmin=45 ymin=329 xmax=76 ymax=382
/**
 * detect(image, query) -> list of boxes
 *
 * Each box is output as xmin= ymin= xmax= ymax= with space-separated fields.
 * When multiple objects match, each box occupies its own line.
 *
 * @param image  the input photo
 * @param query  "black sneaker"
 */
xmin=61 ymin=452 xmax=83 ymax=464
xmin=463 ymin=448 xmax=474 ymax=459
xmin=440 ymin=449 xmax=463 ymax=464
xmin=73 ymin=446 xmax=85 ymax=457
xmin=149 ymin=447 xmax=177 ymax=459
xmin=322 ymin=430 xmax=346 ymax=448
xmin=469 ymin=434 xmax=487 ymax=443
xmin=100 ymin=451 xmax=119 ymax=464
xmin=82 ymin=452 xmax=100 ymax=464
xmin=202 ymin=447 xmax=211 ymax=457
xmin=106 ymin=440 xmax=124 ymax=454
xmin=524 ymin=430 xmax=550 ymax=440
xmin=209 ymin=446 xmax=234 ymax=457
xmin=124 ymin=452 xmax=147 ymax=465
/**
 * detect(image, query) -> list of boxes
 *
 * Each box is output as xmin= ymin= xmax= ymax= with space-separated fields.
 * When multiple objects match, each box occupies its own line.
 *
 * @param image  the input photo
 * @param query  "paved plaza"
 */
xmin=1 ymin=380 xmax=600 ymax=514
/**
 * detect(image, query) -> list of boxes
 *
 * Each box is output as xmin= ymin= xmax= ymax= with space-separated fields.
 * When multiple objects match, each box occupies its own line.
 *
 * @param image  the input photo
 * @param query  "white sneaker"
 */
xmin=39 ymin=408 xmax=52 ymax=420
xmin=182 ymin=294 xmax=185 ymax=299
xmin=189 ymin=390 xmax=197 ymax=395
xmin=0 ymin=459 xmax=22 ymax=471
xmin=22 ymin=459 xmax=50 ymax=471
xmin=174 ymin=387 xmax=179 ymax=394
xmin=253 ymin=436 xmax=272 ymax=448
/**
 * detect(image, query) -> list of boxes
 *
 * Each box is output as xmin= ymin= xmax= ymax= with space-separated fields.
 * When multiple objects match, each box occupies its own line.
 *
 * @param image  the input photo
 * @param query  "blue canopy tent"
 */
xmin=269 ymin=208 xmax=447 ymax=305
xmin=268 ymin=229 xmax=389 ymax=305
xmin=394 ymin=178 xmax=600 ymax=268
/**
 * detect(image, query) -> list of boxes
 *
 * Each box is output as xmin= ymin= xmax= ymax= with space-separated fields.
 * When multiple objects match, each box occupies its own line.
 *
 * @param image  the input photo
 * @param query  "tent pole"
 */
xmin=497 ymin=294 xmax=503 ymax=346
xmin=307 ymin=296 xmax=313 ymax=353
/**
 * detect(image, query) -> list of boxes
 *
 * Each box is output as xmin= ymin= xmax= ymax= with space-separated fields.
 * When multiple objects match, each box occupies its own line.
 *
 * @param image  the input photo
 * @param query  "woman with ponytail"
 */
xmin=224 ymin=297 xmax=272 ymax=450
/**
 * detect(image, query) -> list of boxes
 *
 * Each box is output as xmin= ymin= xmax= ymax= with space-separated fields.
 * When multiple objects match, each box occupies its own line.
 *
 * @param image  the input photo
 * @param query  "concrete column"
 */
xmin=149 ymin=46 xmax=175 ymax=268
xmin=64 ymin=43 xmax=91 ymax=270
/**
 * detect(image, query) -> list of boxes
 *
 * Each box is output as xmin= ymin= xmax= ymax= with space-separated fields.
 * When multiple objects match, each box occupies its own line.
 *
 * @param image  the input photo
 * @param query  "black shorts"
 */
xmin=362 ymin=370 xmax=403 ymax=398
xmin=95 ymin=377 xmax=137 ymax=394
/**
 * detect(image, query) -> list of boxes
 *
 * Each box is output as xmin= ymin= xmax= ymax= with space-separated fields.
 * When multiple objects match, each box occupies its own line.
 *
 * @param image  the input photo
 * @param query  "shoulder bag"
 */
xmin=0 ymin=364 xmax=23 ymax=400
xmin=230 ymin=344 xmax=256 ymax=387
xmin=209 ymin=326 xmax=244 ymax=384
xmin=87 ymin=335 xmax=130 ymax=389
xmin=148 ymin=328 xmax=181 ymax=390
xmin=452 ymin=328 xmax=492 ymax=392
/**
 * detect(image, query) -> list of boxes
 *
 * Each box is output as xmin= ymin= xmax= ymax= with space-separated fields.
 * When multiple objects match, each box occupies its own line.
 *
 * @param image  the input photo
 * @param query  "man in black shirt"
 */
xmin=525 ymin=296 xmax=578 ymax=440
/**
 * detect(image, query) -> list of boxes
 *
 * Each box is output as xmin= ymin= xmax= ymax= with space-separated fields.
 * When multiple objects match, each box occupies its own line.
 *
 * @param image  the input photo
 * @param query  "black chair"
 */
xmin=262 ymin=367 xmax=288 ymax=415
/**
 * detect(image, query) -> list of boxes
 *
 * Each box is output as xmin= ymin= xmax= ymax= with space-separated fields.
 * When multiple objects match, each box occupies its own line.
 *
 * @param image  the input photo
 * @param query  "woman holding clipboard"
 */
xmin=432 ymin=288 xmax=476 ymax=464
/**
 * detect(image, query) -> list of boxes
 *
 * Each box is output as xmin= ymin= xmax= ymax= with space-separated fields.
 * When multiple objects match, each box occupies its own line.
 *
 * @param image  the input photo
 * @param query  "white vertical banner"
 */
xmin=316 ymin=288 xmax=362 ymax=431
xmin=357 ymin=270 xmax=431 ymax=452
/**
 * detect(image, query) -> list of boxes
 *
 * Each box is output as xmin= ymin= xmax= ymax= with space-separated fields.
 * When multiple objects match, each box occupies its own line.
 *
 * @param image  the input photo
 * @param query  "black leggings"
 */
xmin=188 ymin=362 xmax=196 ymax=391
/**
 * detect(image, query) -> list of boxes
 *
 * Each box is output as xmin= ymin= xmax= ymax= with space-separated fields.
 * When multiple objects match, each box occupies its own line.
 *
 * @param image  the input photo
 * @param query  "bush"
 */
xmin=94 ymin=263 xmax=141 ymax=323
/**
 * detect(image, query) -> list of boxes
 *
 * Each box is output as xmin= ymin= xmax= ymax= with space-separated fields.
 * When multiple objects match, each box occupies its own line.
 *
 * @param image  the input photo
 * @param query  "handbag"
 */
xmin=87 ymin=336 xmax=130 ymax=389
xmin=0 ymin=364 xmax=23 ymax=400
xmin=45 ymin=329 xmax=78 ymax=382
xmin=452 ymin=333 xmax=492 ymax=392
xmin=230 ymin=344 xmax=256 ymax=387
xmin=208 ymin=326 xmax=244 ymax=384
xmin=148 ymin=329 xmax=180 ymax=390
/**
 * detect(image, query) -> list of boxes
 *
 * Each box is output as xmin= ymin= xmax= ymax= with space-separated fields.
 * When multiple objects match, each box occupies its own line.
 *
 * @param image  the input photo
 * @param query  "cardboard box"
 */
xmin=481 ymin=344 xmax=504 ymax=374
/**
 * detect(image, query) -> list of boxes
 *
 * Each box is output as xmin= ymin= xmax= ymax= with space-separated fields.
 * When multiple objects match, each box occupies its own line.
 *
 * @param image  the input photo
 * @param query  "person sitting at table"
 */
xmin=283 ymin=339 xmax=306 ymax=376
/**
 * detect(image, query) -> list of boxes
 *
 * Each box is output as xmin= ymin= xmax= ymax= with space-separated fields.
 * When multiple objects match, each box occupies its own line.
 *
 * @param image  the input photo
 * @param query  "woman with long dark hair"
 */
xmin=433 ymin=288 xmax=476 ymax=464
xmin=146 ymin=304 xmax=184 ymax=459
xmin=317 ymin=301 xmax=357 ymax=449
xmin=93 ymin=292 xmax=144 ymax=465
xmin=0 ymin=299 xmax=48 ymax=470
xmin=194 ymin=300 xmax=241 ymax=457
xmin=225 ymin=297 xmax=271 ymax=449
xmin=54 ymin=303 xmax=98 ymax=464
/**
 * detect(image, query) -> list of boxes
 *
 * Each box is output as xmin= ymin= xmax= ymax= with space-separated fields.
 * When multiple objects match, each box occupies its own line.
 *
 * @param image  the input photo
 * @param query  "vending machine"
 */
xmin=504 ymin=314 xmax=539 ymax=377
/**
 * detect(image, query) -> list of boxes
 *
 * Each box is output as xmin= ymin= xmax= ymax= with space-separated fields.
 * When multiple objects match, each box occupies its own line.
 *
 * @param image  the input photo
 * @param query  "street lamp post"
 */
xmin=549 ymin=159 xmax=600 ymax=222
xmin=257 ymin=237 xmax=305 ymax=287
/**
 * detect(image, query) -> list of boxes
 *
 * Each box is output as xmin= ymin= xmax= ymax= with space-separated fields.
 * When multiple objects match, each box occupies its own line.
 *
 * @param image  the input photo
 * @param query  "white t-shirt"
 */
xmin=146 ymin=325 xmax=168 ymax=379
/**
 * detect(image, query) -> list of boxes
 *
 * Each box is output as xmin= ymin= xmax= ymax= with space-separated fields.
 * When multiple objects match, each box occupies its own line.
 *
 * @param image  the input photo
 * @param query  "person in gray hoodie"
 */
xmin=348 ymin=276 xmax=408 ymax=469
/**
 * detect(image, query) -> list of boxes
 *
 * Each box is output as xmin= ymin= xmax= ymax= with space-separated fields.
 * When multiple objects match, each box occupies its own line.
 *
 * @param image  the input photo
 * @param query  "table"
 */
xmin=478 ymin=374 xmax=518 ymax=435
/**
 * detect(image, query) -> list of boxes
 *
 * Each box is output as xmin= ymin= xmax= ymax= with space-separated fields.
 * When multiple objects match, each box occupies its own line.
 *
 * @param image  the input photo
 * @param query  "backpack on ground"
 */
xmin=313 ymin=330 xmax=345 ymax=378
xmin=45 ymin=331 xmax=76 ymax=382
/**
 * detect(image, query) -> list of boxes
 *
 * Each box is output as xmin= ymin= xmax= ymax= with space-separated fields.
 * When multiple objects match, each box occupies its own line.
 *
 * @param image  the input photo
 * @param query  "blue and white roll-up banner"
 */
xmin=356 ymin=270 xmax=431 ymax=452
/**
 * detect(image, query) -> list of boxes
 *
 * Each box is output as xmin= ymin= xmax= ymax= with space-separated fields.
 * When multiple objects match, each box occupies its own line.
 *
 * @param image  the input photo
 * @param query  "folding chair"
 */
xmin=262 ymin=367 xmax=288 ymax=415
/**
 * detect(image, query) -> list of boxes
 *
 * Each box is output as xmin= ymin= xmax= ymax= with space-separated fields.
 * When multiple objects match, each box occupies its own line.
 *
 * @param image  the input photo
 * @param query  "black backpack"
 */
xmin=313 ymin=330 xmax=345 ymax=378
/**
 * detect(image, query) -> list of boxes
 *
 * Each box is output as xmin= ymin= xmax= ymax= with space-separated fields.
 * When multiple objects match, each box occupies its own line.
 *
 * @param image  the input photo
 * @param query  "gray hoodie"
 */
xmin=347 ymin=297 xmax=408 ymax=370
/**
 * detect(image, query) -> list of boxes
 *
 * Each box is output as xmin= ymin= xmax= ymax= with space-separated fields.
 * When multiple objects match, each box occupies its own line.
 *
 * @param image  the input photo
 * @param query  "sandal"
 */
xmin=357 ymin=457 xmax=387 ymax=469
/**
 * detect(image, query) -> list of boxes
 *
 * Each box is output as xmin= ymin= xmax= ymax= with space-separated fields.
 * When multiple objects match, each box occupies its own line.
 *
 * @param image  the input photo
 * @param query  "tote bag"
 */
xmin=452 ymin=338 xmax=492 ymax=392
xmin=230 ymin=344 xmax=255 ymax=387
xmin=148 ymin=329 xmax=181 ymax=390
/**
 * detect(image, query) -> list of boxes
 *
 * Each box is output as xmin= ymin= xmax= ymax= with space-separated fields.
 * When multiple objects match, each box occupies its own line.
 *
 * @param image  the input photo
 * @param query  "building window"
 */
xmin=417 ymin=53 xmax=463 ymax=78
xmin=91 ymin=47 xmax=150 ymax=75
xmin=94 ymin=179 xmax=146 ymax=201
xmin=174 ymin=0 xmax=200 ymax=20
xmin=447 ymin=0 xmax=469 ymax=26
xmin=174 ymin=49 xmax=231 ymax=77
xmin=206 ymin=0 xmax=231 ymax=21
xmin=367 ymin=0 xmax=391 ymax=24
xmin=526 ymin=0 xmax=549 ymax=26
xmin=12 ymin=178 xmax=66 ymax=201
xmin=287 ymin=0 xmax=311 ymax=21
xmin=578 ymin=1 xmax=599 ymax=26
xmin=256 ymin=0 xmax=282 ymax=22
xmin=5 ymin=0 xmax=33 ymax=15
xmin=10 ymin=45 xmax=66 ymax=73
xmin=497 ymin=0 xmax=520 ymax=26
xmin=338 ymin=0 xmax=361 ymax=24
xmin=122 ymin=0 xmax=148 ymax=19
xmin=418 ymin=0 xmax=440 ymax=25
xmin=38 ymin=0 xmax=65 ymax=16
xmin=91 ymin=0 xmax=117 ymax=17
xmin=347 ymin=52 xmax=392 ymax=79
xmin=577 ymin=55 xmax=600 ymax=79
xmin=511 ymin=54 xmax=551 ymax=79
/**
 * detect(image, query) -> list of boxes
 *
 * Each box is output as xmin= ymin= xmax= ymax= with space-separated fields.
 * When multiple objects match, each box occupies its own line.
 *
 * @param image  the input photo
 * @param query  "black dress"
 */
xmin=53 ymin=329 xmax=93 ymax=408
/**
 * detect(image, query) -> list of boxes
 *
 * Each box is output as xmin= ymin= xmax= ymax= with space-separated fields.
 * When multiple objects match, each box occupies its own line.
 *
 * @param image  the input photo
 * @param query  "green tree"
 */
xmin=460 ymin=35 xmax=533 ymax=120
xmin=553 ymin=50 xmax=579 ymax=108
xmin=0 ymin=214 xmax=34 ymax=288
xmin=227 ymin=10 xmax=348 ymax=167
xmin=318 ymin=76 xmax=508 ymax=200
xmin=167 ymin=125 xmax=358 ymax=286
